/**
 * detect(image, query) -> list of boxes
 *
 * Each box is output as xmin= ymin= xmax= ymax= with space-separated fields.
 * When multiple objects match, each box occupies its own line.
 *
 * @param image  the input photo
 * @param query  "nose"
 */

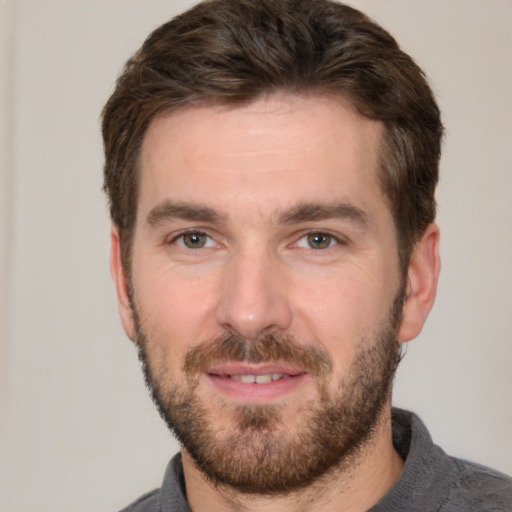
xmin=215 ymin=247 xmax=293 ymax=340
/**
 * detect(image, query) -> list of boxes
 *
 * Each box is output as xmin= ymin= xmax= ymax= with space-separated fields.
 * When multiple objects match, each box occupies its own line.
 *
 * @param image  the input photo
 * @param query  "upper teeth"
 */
xmin=230 ymin=373 xmax=284 ymax=384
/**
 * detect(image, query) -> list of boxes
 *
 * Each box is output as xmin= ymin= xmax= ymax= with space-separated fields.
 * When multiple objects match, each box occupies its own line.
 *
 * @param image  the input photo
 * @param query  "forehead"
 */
xmin=138 ymin=94 xmax=386 ymax=223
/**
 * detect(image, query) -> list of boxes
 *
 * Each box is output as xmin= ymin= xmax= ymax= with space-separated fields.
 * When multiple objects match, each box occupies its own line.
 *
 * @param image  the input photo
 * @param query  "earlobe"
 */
xmin=398 ymin=223 xmax=441 ymax=343
xmin=110 ymin=226 xmax=136 ymax=341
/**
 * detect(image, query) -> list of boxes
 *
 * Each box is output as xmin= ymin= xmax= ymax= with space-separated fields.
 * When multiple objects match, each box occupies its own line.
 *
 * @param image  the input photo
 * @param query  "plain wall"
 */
xmin=0 ymin=1 xmax=511 ymax=511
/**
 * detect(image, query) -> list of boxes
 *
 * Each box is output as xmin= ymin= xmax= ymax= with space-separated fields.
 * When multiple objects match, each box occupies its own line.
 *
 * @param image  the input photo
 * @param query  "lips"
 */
xmin=205 ymin=364 xmax=308 ymax=401
xmin=207 ymin=364 xmax=305 ymax=381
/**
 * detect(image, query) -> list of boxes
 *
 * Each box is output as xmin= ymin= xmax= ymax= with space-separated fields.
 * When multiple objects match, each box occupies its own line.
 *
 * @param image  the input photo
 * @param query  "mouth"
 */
xmin=229 ymin=373 xmax=292 ymax=384
xmin=204 ymin=364 xmax=309 ymax=402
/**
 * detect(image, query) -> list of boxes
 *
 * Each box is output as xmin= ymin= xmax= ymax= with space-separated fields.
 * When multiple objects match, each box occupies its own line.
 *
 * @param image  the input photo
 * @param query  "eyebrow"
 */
xmin=279 ymin=202 xmax=370 ymax=228
xmin=146 ymin=201 xmax=227 ymax=227
xmin=145 ymin=199 xmax=369 ymax=229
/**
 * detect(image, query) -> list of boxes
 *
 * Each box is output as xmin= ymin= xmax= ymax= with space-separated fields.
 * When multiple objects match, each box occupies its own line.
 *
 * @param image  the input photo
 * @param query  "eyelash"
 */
xmin=294 ymin=231 xmax=345 ymax=250
xmin=169 ymin=230 xmax=216 ymax=249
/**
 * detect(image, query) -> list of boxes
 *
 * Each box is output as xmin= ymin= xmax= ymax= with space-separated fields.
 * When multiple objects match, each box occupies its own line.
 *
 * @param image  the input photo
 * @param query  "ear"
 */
xmin=398 ymin=223 xmax=440 ymax=343
xmin=110 ymin=226 xmax=136 ymax=341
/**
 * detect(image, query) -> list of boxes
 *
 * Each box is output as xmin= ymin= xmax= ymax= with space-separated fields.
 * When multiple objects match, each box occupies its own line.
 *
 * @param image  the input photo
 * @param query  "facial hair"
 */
xmin=133 ymin=291 xmax=404 ymax=495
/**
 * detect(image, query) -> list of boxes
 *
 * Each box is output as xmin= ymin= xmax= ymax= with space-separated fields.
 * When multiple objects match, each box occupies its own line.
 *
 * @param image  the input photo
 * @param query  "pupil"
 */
xmin=308 ymin=233 xmax=330 ymax=249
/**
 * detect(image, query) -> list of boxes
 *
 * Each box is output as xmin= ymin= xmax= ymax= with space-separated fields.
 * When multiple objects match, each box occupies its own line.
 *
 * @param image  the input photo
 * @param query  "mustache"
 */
xmin=182 ymin=333 xmax=332 ymax=378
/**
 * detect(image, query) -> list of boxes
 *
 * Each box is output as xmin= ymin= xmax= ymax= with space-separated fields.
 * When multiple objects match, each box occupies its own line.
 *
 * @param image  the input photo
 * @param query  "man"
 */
xmin=101 ymin=0 xmax=512 ymax=510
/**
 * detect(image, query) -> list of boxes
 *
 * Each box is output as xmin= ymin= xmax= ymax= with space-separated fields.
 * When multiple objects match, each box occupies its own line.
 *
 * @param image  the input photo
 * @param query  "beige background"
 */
xmin=0 ymin=1 xmax=511 ymax=511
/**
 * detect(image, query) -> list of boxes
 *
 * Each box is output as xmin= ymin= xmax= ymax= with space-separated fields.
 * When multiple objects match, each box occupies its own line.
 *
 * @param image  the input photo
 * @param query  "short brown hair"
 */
xmin=102 ymin=0 xmax=443 ymax=271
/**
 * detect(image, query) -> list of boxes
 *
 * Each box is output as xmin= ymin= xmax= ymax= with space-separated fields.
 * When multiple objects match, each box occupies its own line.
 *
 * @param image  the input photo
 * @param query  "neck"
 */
xmin=182 ymin=405 xmax=403 ymax=512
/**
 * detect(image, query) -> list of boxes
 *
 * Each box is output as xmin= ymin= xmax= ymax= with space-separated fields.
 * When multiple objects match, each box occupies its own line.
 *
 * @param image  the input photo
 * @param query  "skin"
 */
xmin=111 ymin=94 xmax=440 ymax=511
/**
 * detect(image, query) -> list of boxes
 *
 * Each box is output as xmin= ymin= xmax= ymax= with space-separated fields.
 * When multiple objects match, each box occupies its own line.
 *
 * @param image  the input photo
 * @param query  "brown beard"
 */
xmin=133 ymin=291 xmax=404 ymax=495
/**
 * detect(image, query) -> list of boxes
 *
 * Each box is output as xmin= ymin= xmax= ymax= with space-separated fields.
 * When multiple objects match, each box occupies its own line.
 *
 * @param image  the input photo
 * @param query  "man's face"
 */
xmin=115 ymin=94 xmax=408 ymax=492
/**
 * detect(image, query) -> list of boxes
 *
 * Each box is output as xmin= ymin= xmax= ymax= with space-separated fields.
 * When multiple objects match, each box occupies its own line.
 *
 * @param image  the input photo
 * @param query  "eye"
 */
xmin=296 ymin=232 xmax=339 ymax=250
xmin=174 ymin=231 xmax=214 ymax=249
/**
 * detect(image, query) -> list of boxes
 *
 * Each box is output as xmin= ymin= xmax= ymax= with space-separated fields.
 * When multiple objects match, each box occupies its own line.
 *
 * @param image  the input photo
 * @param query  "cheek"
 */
xmin=291 ymin=266 xmax=394 ymax=372
xmin=132 ymin=266 xmax=221 ymax=362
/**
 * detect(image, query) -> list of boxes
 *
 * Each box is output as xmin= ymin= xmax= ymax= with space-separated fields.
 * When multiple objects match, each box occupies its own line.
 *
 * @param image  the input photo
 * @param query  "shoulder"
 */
xmin=118 ymin=488 xmax=160 ymax=512
xmin=442 ymin=457 xmax=512 ymax=511
xmin=381 ymin=409 xmax=512 ymax=511
xmin=117 ymin=453 xmax=190 ymax=512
